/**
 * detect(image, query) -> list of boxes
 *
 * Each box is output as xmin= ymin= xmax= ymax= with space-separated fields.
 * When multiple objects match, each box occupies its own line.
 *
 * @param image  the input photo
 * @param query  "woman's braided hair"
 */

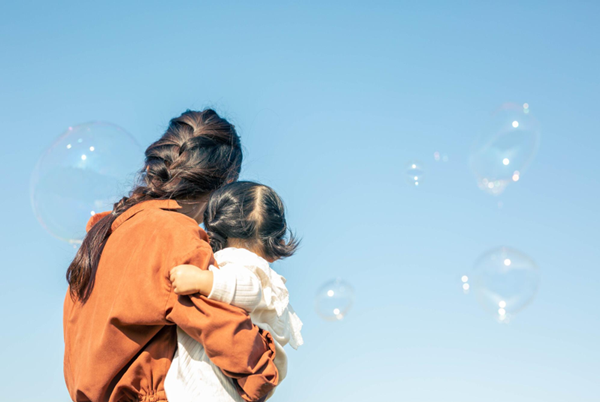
xmin=67 ymin=109 xmax=242 ymax=303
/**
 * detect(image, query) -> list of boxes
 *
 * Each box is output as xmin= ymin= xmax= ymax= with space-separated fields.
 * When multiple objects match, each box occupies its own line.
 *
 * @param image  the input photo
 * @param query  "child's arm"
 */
xmin=169 ymin=264 xmax=263 ymax=313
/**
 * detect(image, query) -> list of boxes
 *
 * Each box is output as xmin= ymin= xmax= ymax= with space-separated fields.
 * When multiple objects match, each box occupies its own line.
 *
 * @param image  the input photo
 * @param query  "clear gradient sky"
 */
xmin=1 ymin=1 xmax=599 ymax=401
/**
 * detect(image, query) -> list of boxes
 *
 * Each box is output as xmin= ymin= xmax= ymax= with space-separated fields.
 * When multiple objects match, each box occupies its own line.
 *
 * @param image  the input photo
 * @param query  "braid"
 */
xmin=67 ymin=109 xmax=243 ymax=303
xmin=143 ymin=110 xmax=242 ymax=200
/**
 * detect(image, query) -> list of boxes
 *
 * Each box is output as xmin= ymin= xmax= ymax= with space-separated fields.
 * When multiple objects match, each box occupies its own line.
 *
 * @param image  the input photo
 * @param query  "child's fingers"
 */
xmin=173 ymin=283 xmax=187 ymax=295
xmin=177 ymin=289 xmax=196 ymax=295
xmin=169 ymin=267 xmax=179 ymax=282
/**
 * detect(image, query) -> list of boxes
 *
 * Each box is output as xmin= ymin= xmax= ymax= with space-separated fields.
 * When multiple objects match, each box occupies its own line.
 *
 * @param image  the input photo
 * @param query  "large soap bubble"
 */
xmin=470 ymin=247 xmax=540 ymax=323
xmin=470 ymin=103 xmax=540 ymax=195
xmin=315 ymin=278 xmax=355 ymax=321
xmin=31 ymin=122 xmax=142 ymax=244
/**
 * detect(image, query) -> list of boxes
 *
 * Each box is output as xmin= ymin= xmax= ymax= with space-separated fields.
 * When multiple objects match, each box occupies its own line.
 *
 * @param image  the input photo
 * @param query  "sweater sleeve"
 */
xmin=165 ymin=242 xmax=279 ymax=402
xmin=208 ymin=264 xmax=263 ymax=313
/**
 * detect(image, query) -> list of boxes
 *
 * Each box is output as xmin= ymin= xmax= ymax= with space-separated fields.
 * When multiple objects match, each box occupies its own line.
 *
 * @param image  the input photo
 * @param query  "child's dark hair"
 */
xmin=204 ymin=181 xmax=299 ymax=260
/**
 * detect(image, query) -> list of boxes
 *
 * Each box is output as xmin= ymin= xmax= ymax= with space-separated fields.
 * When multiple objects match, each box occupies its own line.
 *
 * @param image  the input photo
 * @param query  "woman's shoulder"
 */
xmin=133 ymin=207 xmax=210 ymax=244
xmin=103 ymin=205 xmax=213 ymax=268
xmin=111 ymin=205 xmax=214 ymax=272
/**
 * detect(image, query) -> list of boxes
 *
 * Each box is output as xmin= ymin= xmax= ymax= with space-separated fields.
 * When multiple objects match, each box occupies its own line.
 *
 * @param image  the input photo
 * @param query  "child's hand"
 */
xmin=169 ymin=264 xmax=214 ymax=296
xmin=169 ymin=264 xmax=204 ymax=295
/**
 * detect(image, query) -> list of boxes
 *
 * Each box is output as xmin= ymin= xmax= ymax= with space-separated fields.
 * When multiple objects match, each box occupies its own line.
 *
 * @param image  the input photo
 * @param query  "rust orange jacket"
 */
xmin=63 ymin=199 xmax=279 ymax=402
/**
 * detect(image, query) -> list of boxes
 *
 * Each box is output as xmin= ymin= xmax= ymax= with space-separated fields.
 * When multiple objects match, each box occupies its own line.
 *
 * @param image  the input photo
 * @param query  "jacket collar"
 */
xmin=85 ymin=199 xmax=182 ymax=233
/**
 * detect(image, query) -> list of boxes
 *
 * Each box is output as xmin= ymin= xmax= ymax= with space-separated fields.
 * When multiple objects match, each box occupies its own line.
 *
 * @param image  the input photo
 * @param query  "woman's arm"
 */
xmin=170 ymin=263 xmax=263 ymax=313
xmin=165 ymin=242 xmax=278 ymax=402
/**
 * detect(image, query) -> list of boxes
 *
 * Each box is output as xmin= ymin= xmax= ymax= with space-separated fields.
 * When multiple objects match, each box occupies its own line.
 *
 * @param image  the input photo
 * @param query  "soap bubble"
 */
xmin=406 ymin=161 xmax=424 ymax=187
xmin=434 ymin=152 xmax=449 ymax=163
xmin=315 ymin=278 xmax=355 ymax=321
xmin=470 ymin=247 xmax=540 ymax=323
xmin=469 ymin=103 xmax=540 ymax=195
xmin=31 ymin=122 xmax=142 ymax=244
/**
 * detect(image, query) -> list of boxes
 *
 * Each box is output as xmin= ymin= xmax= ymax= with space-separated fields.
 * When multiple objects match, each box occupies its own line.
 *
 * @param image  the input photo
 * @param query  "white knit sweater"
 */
xmin=164 ymin=247 xmax=303 ymax=402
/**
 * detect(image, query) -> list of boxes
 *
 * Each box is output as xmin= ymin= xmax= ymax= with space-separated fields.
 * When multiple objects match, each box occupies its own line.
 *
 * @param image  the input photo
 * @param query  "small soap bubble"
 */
xmin=406 ymin=161 xmax=424 ymax=187
xmin=462 ymin=277 xmax=470 ymax=293
xmin=31 ymin=122 xmax=142 ymax=244
xmin=315 ymin=278 xmax=355 ymax=321
xmin=461 ymin=274 xmax=471 ymax=293
xmin=469 ymin=103 xmax=541 ymax=195
xmin=434 ymin=152 xmax=449 ymax=162
xmin=470 ymin=247 xmax=540 ymax=323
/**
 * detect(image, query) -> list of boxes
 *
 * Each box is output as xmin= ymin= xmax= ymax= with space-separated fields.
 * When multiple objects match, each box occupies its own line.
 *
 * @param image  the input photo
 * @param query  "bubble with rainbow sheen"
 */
xmin=315 ymin=278 xmax=355 ymax=321
xmin=469 ymin=103 xmax=540 ymax=195
xmin=470 ymin=246 xmax=540 ymax=323
xmin=31 ymin=122 xmax=142 ymax=244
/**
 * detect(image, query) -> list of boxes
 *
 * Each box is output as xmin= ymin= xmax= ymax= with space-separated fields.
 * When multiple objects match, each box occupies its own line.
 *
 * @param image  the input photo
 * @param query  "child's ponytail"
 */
xmin=203 ymin=181 xmax=299 ymax=261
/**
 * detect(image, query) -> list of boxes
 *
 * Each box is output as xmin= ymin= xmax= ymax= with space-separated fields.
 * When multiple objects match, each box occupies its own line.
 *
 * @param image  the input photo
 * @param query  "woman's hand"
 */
xmin=169 ymin=264 xmax=214 ymax=296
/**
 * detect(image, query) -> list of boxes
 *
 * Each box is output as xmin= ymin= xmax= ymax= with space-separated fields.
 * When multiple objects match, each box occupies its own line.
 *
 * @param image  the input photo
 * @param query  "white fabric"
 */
xmin=164 ymin=247 xmax=303 ymax=402
xmin=207 ymin=264 xmax=262 ymax=313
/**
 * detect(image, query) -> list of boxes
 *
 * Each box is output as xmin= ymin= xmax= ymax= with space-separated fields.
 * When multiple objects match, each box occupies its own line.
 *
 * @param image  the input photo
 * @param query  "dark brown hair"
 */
xmin=66 ymin=109 xmax=242 ymax=303
xmin=204 ymin=181 xmax=299 ymax=261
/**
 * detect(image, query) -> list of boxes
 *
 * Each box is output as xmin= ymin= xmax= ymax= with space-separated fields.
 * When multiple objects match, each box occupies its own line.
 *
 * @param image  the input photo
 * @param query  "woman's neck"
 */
xmin=177 ymin=197 xmax=209 ymax=224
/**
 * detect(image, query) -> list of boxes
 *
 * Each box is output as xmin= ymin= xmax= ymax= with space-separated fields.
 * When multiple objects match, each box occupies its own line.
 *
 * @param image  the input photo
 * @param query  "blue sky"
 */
xmin=1 ymin=1 xmax=599 ymax=401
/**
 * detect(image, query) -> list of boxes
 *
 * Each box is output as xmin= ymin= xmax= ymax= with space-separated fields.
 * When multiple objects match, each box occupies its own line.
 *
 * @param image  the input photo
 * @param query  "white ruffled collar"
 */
xmin=213 ymin=247 xmax=303 ymax=349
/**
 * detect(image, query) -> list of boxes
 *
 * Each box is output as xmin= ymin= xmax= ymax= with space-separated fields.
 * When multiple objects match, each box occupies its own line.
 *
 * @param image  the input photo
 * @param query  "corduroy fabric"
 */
xmin=63 ymin=200 xmax=278 ymax=402
xmin=165 ymin=247 xmax=303 ymax=402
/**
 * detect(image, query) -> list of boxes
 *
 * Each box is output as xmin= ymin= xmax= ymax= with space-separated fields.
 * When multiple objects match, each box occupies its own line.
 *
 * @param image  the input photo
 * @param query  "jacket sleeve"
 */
xmin=165 ymin=243 xmax=279 ymax=402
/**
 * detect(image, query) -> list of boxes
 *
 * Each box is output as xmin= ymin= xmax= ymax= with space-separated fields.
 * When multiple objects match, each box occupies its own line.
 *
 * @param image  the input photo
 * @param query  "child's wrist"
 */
xmin=195 ymin=271 xmax=214 ymax=295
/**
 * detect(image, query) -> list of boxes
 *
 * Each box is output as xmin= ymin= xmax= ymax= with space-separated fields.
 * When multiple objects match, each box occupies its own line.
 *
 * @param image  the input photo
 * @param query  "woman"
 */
xmin=63 ymin=110 xmax=278 ymax=402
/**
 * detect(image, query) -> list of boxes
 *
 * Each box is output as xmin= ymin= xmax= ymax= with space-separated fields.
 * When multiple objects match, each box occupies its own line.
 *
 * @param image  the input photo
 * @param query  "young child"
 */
xmin=164 ymin=181 xmax=303 ymax=402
